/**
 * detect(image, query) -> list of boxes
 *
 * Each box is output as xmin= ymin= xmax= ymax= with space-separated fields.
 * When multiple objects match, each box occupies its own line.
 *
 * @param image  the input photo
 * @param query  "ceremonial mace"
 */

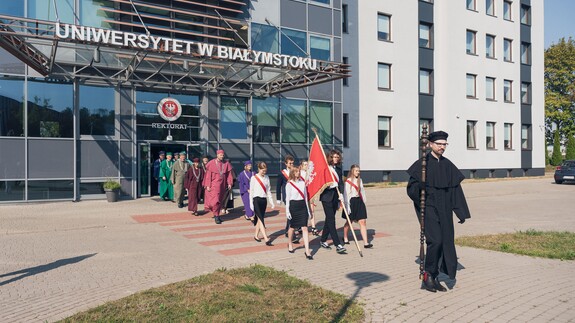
xmin=419 ymin=124 xmax=429 ymax=280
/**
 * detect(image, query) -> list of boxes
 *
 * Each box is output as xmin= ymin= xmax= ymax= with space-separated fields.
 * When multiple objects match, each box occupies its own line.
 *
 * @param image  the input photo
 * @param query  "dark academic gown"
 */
xmin=185 ymin=166 xmax=204 ymax=212
xmin=407 ymin=152 xmax=471 ymax=279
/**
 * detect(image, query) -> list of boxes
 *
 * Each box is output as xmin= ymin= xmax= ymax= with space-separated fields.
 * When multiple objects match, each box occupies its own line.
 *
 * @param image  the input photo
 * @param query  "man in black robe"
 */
xmin=407 ymin=130 xmax=471 ymax=292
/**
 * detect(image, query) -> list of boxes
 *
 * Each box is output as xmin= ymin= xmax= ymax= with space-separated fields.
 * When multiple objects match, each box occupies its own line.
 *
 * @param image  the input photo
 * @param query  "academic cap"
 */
xmin=428 ymin=131 xmax=449 ymax=142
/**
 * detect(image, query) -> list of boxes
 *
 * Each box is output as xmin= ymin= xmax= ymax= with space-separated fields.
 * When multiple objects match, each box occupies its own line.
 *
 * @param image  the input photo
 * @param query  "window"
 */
xmin=310 ymin=35 xmax=331 ymax=61
xmin=504 ymin=38 xmax=513 ymax=62
xmin=504 ymin=123 xmax=513 ymax=149
xmin=252 ymin=97 xmax=279 ymax=143
xmin=521 ymin=124 xmax=531 ymax=149
xmin=0 ymin=78 xmax=24 ymax=137
xmin=467 ymin=0 xmax=476 ymax=11
xmin=520 ymin=4 xmax=531 ymax=25
xmin=378 ymin=13 xmax=391 ymax=41
xmin=28 ymin=0 xmax=75 ymax=23
xmin=342 ymin=57 xmax=349 ymax=86
xmin=27 ymin=80 xmax=73 ymax=138
xmin=486 ymin=0 xmax=495 ymax=16
xmin=486 ymin=122 xmax=496 ymax=149
xmin=343 ymin=113 xmax=349 ymax=148
xmin=419 ymin=69 xmax=432 ymax=94
xmin=503 ymin=0 xmax=512 ymax=20
xmin=504 ymin=80 xmax=512 ymax=102
xmin=378 ymin=116 xmax=391 ymax=147
xmin=419 ymin=23 xmax=432 ymax=48
xmin=252 ymin=23 xmax=279 ymax=53
xmin=311 ymin=0 xmax=330 ymax=4
xmin=466 ymin=30 xmax=476 ymax=54
xmin=521 ymin=82 xmax=531 ymax=104
xmin=0 ymin=0 xmax=23 ymax=16
xmin=486 ymin=34 xmax=496 ymax=58
xmin=79 ymin=85 xmax=115 ymax=136
xmin=521 ymin=42 xmax=531 ymax=65
xmin=342 ymin=4 xmax=348 ymax=33
xmin=378 ymin=63 xmax=391 ymax=90
xmin=310 ymin=101 xmax=333 ymax=145
xmin=80 ymin=0 xmax=113 ymax=28
xmin=467 ymin=121 xmax=477 ymax=148
xmin=281 ymin=28 xmax=307 ymax=57
xmin=486 ymin=77 xmax=495 ymax=100
xmin=220 ymin=97 xmax=247 ymax=140
xmin=466 ymin=74 xmax=477 ymax=98
xmin=281 ymin=98 xmax=307 ymax=143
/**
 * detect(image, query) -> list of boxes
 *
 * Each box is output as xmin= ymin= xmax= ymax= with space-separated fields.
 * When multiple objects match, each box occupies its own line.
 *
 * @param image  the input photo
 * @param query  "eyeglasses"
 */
xmin=432 ymin=142 xmax=449 ymax=147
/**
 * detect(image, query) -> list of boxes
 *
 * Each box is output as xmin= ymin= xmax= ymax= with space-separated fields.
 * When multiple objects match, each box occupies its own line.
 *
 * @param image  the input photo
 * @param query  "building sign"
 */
xmin=55 ymin=23 xmax=319 ymax=71
xmin=157 ymin=97 xmax=182 ymax=122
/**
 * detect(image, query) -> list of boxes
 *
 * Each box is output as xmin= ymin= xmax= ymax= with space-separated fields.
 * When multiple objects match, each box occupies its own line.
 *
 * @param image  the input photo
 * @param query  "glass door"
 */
xmin=138 ymin=143 xmax=151 ymax=197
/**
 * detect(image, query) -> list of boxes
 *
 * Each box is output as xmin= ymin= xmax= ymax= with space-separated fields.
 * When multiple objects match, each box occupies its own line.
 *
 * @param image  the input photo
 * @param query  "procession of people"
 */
xmin=148 ymin=129 xmax=470 ymax=289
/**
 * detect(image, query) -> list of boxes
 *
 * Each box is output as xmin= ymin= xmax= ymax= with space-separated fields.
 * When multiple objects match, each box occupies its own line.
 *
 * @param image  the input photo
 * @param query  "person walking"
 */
xmin=153 ymin=151 xmax=165 ymax=195
xmin=249 ymin=162 xmax=275 ymax=246
xmin=343 ymin=164 xmax=372 ymax=248
xmin=407 ymin=130 xmax=471 ymax=292
xmin=300 ymin=159 xmax=319 ymax=236
xmin=185 ymin=157 xmax=204 ymax=215
xmin=319 ymin=149 xmax=347 ymax=254
xmin=239 ymin=160 xmax=254 ymax=220
xmin=285 ymin=166 xmax=313 ymax=260
xmin=203 ymin=150 xmax=233 ymax=224
xmin=158 ymin=152 xmax=174 ymax=201
xmin=171 ymin=151 xmax=190 ymax=208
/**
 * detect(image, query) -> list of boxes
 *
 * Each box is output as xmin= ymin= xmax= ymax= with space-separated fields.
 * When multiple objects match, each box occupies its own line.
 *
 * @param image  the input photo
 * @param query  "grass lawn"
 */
xmin=60 ymin=265 xmax=364 ymax=322
xmin=456 ymin=230 xmax=575 ymax=260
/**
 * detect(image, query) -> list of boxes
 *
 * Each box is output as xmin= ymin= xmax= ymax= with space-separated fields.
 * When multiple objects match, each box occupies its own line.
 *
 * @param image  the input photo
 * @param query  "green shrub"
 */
xmin=551 ymin=131 xmax=563 ymax=166
xmin=565 ymin=134 xmax=575 ymax=160
xmin=103 ymin=180 xmax=121 ymax=191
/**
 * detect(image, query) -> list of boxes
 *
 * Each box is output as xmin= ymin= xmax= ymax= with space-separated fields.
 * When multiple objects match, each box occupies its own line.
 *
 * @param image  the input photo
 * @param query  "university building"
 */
xmin=343 ymin=0 xmax=545 ymax=182
xmin=0 ymin=0 xmax=544 ymax=203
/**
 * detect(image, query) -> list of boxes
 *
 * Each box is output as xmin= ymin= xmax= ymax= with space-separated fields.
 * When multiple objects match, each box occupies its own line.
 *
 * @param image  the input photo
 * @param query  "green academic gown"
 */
xmin=159 ymin=159 xmax=174 ymax=200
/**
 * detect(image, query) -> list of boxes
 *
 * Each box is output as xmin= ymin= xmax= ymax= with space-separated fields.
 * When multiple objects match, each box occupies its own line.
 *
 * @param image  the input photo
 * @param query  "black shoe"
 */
xmin=215 ymin=216 xmax=222 ymax=224
xmin=343 ymin=240 xmax=350 ymax=245
xmin=364 ymin=243 xmax=373 ymax=249
xmin=265 ymin=240 xmax=273 ymax=246
xmin=320 ymin=241 xmax=331 ymax=249
xmin=336 ymin=245 xmax=347 ymax=254
xmin=254 ymin=237 xmax=261 ymax=242
xmin=433 ymin=278 xmax=447 ymax=292
xmin=305 ymin=252 xmax=313 ymax=260
xmin=288 ymin=249 xmax=295 ymax=253
xmin=178 ymin=204 xmax=183 ymax=208
xmin=421 ymin=272 xmax=437 ymax=293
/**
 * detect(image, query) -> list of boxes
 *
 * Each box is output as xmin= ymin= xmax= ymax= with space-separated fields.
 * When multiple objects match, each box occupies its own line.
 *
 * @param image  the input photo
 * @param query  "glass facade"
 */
xmin=253 ymin=98 xmax=279 ymax=143
xmin=27 ymin=80 xmax=74 ymax=138
xmin=281 ymin=99 xmax=307 ymax=143
xmin=252 ymin=23 xmax=279 ymax=53
xmin=0 ymin=78 xmax=25 ymax=137
xmin=79 ymin=85 xmax=115 ymax=136
xmin=220 ymin=97 xmax=248 ymax=140
xmin=281 ymin=29 xmax=308 ymax=57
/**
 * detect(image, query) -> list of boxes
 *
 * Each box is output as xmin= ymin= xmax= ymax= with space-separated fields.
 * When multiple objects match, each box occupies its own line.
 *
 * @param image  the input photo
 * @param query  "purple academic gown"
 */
xmin=238 ymin=170 xmax=254 ymax=217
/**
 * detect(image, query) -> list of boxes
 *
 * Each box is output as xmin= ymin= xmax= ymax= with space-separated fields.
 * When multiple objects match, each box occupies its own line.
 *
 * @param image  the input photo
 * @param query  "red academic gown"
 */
xmin=202 ymin=159 xmax=233 ymax=217
xmin=185 ymin=166 xmax=204 ymax=213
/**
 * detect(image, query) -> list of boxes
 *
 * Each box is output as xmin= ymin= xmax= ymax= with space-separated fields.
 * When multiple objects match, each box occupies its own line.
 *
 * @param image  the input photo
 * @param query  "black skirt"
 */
xmin=252 ymin=197 xmax=267 ymax=227
xmin=288 ymin=200 xmax=308 ymax=228
xmin=344 ymin=197 xmax=367 ymax=222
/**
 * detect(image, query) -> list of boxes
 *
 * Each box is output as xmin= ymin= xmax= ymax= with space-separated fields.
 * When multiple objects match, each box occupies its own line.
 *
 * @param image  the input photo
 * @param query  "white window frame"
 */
xmin=504 ymin=38 xmax=513 ymax=62
xmin=486 ymin=122 xmax=496 ymax=149
xmin=377 ymin=13 xmax=391 ymax=41
xmin=504 ymin=123 xmax=513 ymax=149
xmin=486 ymin=77 xmax=496 ymax=100
xmin=467 ymin=120 xmax=477 ymax=149
xmin=378 ymin=116 xmax=391 ymax=148
xmin=467 ymin=74 xmax=477 ymax=98
xmin=486 ymin=34 xmax=496 ymax=58
xmin=504 ymin=79 xmax=513 ymax=102
xmin=466 ymin=30 xmax=477 ymax=55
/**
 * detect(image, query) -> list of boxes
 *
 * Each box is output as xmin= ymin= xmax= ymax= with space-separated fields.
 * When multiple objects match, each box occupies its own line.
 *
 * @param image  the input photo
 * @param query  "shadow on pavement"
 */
xmin=0 ymin=253 xmax=97 ymax=286
xmin=331 ymin=271 xmax=389 ymax=322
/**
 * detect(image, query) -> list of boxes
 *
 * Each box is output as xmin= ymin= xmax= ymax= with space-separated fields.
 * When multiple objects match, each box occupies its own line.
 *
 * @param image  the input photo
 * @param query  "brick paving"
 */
xmin=0 ymin=177 xmax=574 ymax=322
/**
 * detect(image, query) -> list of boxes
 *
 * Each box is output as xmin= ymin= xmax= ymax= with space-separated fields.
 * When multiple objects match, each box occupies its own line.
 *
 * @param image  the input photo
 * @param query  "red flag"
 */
xmin=307 ymin=137 xmax=334 ymax=201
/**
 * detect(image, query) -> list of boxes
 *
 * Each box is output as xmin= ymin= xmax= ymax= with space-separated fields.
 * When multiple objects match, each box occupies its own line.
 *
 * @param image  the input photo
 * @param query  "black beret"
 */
xmin=429 ymin=131 xmax=449 ymax=142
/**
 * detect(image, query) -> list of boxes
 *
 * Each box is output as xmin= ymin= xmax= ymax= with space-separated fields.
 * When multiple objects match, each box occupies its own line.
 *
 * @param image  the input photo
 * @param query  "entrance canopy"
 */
xmin=0 ymin=15 xmax=350 ymax=96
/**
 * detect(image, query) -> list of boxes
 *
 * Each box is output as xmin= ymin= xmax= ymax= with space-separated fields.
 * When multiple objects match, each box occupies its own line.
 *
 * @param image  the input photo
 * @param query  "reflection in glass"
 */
xmin=80 ymin=85 xmax=115 ymax=136
xmin=281 ymin=98 xmax=306 ymax=143
xmin=0 ymin=78 xmax=24 ymax=136
xmin=79 ymin=182 xmax=105 ymax=195
xmin=27 ymin=80 xmax=73 ymax=138
xmin=0 ymin=0 xmax=24 ymax=16
xmin=220 ymin=97 xmax=247 ymax=140
xmin=378 ymin=116 xmax=391 ymax=147
xmin=281 ymin=28 xmax=307 ymax=57
xmin=0 ymin=48 xmax=25 ymax=75
xmin=310 ymin=101 xmax=332 ymax=145
xmin=80 ymin=0 xmax=113 ymax=28
xmin=27 ymin=180 xmax=74 ymax=200
xmin=253 ymin=97 xmax=279 ymax=143
xmin=28 ymin=0 xmax=75 ymax=23
xmin=310 ymin=35 xmax=331 ymax=61
xmin=0 ymin=181 xmax=25 ymax=202
xmin=252 ymin=23 xmax=279 ymax=53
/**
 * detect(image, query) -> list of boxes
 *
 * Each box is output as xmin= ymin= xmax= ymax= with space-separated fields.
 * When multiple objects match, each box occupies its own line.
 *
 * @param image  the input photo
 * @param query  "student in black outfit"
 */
xmin=319 ymin=149 xmax=347 ymax=254
xmin=276 ymin=155 xmax=299 ymax=241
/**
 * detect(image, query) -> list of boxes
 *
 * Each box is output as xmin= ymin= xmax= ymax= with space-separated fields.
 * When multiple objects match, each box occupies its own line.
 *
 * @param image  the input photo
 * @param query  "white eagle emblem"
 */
xmin=307 ymin=161 xmax=316 ymax=184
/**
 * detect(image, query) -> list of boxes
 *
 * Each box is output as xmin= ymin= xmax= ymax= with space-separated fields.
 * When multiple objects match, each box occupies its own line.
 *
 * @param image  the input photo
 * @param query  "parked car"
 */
xmin=554 ymin=160 xmax=575 ymax=184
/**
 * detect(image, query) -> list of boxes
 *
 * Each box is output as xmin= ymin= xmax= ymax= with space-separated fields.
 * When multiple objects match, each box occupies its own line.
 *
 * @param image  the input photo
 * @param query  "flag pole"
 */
xmin=312 ymin=129 xmax=363 ymax=257
xmin=419 ymin=124 xmax=429 ymax=280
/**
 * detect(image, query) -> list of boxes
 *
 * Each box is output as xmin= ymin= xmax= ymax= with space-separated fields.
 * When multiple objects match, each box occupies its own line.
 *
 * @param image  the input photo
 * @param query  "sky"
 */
xmin=545 ymin=0 xmax=575 ymax=48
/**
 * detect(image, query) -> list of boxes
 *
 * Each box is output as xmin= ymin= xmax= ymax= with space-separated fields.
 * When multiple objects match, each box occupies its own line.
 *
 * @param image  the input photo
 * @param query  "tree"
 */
xmin=566 ymin=134 xmax=575 ymax=160
xmin=545 ymin=38 xmax=575 ymax=143
xmin=551 ymin=131 xmax=563 ymax=166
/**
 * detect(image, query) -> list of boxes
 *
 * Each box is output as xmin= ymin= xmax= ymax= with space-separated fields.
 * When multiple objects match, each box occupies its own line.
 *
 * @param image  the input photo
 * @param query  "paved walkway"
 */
xmin=1 ymin=177 xmax=574 ymax=322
